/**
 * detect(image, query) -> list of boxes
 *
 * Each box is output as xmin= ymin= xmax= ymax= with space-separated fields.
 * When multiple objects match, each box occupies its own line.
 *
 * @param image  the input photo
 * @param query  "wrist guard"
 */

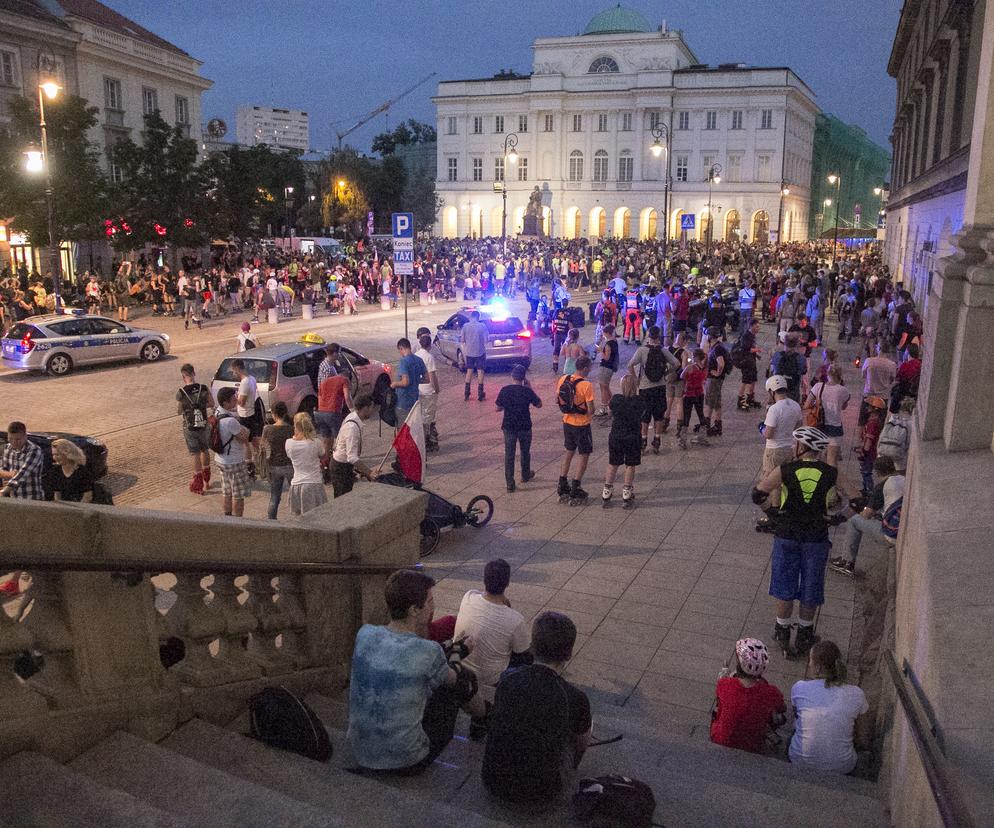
xmin=751 ymin=487 xmax=768 ymax=505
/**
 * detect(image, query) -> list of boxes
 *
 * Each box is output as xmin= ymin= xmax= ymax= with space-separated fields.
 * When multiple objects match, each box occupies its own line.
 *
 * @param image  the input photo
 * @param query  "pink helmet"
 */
xmin=241 ymin=322 xmax=251 ymax=332
xmin=735 ymin=638 xmax=770 ymax=677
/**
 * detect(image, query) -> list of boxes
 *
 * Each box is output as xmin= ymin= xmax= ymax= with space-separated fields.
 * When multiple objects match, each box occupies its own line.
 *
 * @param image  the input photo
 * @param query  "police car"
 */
xmin=1 ymin=314 xmax=170 ymax=376
xmin=434 ymin=305 xmax=533 ymax=370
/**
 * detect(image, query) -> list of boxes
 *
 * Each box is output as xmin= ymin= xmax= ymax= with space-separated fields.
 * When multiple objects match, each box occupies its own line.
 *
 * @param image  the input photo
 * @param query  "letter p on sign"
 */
xmin=392 ymin=212 xmax=414 ymax=239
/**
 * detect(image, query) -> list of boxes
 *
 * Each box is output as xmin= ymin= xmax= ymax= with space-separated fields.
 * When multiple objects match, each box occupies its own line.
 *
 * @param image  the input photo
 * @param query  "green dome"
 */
xmin=583 ymin=5 xmax=653 ymax=35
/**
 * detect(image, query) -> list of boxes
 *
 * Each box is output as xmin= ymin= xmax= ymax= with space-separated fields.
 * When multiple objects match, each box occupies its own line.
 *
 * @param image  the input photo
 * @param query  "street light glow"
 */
xmin=650 ymin=140 xmax=663 ymax=158
xmin=827 ymin=174 xmax=838 ymax=185
xmin=337 ymin=179 xmax=346 ymax=188
xmin=24 ymin=149 xmax=43 ymax=173
xmin=782 ymin=186 xmax=791 ymax=195
xmin=712 ymin=175 xmax=721 ymax=185
xmin=285 ymin=186 xmax=294 ymax=195
xmin=40 ymin=81 xmax=61 ymax=100
xmin=506 ymin=147 xmax=518 ymax=164
xmin=824 ymin=198 xmax=832 ymax=207
xmin=874 ymin=187 xmax=882 ymax=196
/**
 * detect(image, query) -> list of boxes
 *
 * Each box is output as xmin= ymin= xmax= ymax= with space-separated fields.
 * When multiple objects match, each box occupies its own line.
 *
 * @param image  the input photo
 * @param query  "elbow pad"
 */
xmin=751 ymin=487 xmax=768 ymax=505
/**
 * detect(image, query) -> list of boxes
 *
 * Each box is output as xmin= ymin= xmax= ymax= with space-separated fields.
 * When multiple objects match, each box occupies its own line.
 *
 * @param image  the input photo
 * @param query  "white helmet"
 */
xmin=792 ymin=426 xmax=830 ymax=453
xmin=765 ymin=375 xmax=788 ymax=394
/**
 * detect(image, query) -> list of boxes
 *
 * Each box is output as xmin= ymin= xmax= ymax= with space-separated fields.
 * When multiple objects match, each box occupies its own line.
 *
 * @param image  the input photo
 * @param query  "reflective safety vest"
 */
xmin=625 ymin=290 xmax=640 ymax=311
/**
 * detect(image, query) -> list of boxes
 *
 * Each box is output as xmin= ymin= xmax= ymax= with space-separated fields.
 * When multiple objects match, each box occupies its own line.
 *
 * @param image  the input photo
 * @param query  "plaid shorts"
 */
xmin=218 ymin=462 xmax=251 ymax=499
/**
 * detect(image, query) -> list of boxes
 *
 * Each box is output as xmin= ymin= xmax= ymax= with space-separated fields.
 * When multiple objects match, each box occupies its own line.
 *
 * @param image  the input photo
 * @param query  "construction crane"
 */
xmin=335 ymin=72 xmax=437 ymax=149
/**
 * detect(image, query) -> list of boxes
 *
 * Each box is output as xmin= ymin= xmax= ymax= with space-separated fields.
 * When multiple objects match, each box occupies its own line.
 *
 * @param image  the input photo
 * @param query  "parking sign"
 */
xmin=391 ymin=212 xmax=414 ymax=239
xmin=392 ymin=212 xmax=414 ymax=276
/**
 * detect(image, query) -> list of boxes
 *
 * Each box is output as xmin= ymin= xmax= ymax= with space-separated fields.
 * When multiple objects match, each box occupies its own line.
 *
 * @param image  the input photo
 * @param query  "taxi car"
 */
xmin=211 ymin=335 xmax=390 ymax=417
xmin=434 ymin=305 xmax=532 ymax=370
xmin=1 ymin=314 xmax=170 ymax=376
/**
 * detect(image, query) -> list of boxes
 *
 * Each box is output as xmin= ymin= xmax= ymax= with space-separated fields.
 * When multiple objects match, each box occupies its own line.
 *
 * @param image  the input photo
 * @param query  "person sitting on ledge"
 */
xmin=346 ymin=569 xmax=485 ymax=775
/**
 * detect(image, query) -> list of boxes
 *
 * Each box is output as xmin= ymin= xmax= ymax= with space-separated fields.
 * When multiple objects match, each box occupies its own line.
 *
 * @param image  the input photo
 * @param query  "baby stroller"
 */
xmin=375 ymin=472 xmax=494 ymax=557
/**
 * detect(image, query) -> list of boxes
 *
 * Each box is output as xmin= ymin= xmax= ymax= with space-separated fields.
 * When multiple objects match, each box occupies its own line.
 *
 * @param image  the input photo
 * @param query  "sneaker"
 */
xmin=829 ymin=557 xmax=855 ymax=577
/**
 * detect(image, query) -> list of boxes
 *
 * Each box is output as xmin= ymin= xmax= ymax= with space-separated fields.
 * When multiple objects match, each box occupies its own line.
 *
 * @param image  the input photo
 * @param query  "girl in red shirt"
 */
xmin=678 ymin=349 xmax=709 ymax=448
xmin=710 ymin=638 xmax=786 ymax=754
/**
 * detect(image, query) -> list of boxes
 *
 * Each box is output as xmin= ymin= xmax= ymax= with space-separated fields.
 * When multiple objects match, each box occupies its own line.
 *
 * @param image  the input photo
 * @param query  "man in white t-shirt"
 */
xmin=454 ymin=558 xmax=531 ymax=738
xmin=760 ymin=375 xmax=803 ymax=479
xmin=232 ymin=359 xmax=262 ymax=470
xmin=414 ymin=332 xmax=440 ymax=452
xmin=214 ymin=387 xmax=251 ymax=516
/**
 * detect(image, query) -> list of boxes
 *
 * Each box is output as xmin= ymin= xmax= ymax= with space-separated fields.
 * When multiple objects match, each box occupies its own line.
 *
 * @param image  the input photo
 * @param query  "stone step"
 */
xmin=164 ymin=718 xmax=509 ymax=828
xmin=0 ymin=751 xmax=191 ymax=828
xmin=69 ymin=731 xmax=342 ymax=828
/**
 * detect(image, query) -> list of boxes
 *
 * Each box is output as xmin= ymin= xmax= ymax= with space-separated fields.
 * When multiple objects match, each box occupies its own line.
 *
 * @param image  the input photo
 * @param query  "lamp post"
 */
xmin=25 ymin=81 xmax=62 ymax=310
xmin=821 ymin=198 xmax=832 ymax=237
xmin=283 ymin=186 xmax=294 ymax=245
xmin=827 ymin=173 xmax=841 ymax=267
xmin=499 ymin=133 xmax=519 ymax=252
xmin=777 ymin=180 xmax=790 ymax=245
xmin=705 ymin=163 xmax=722 ymax=259
xmin=649 ymin=123 xmax=671 ymax=272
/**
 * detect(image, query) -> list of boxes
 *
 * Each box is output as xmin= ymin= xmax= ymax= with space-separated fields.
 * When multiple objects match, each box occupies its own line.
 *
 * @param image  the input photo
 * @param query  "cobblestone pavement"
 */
xmin=5 ymin=294 xmax=870 ymax=730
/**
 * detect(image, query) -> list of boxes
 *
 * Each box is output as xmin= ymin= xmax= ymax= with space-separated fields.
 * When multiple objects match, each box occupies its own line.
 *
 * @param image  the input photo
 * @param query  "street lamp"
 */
xmin=827 ymin=173 xmax=841 ymax=266
xmin=499 ymin=133 xmax=518 ymax=249
xmin=777 ymin=181 xmax=791 ymax=245
xmin=25 ymin=80 xmax=62 ymax=310
xmin=705 ymin=163 xmax=721 ymax=259
xmin=649 ymin=123 xmax=672 ymax=271
xmin=284 ymin=186 xmax=294 ymax=243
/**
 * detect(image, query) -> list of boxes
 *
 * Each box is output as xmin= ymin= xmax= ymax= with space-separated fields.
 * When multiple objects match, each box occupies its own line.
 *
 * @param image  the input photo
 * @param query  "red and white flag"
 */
xmin=393 ymin=404 xmax=426 ymax=484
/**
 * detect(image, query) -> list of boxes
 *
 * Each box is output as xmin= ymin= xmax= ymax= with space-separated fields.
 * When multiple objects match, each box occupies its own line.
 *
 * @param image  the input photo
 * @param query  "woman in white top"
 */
xmin=285 ymin=412 xmax=327 ymax=516
xmin=789 ymin=640 xmax=872 ymax=774
xmin=805 ymin=365 xmax=851 ymax=466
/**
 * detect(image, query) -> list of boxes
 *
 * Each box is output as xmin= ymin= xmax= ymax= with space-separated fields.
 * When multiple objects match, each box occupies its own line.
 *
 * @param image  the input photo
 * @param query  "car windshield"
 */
xmin=3 ymin=323 xmax=46 ymax=340
xmin=484 ymin=317 xmax=524 ymax=335
xmin=215 ymin=358 xmax=272 ymax=383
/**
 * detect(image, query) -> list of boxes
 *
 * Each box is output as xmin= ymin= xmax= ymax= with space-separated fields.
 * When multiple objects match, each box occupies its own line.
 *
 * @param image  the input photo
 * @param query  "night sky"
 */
xmin=111 ymin=0 xmax=902 ymax=154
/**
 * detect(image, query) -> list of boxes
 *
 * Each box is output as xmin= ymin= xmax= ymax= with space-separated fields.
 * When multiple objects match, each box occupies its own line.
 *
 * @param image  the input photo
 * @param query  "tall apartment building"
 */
xmin=236 ymin=106 xmax=309 ymax=152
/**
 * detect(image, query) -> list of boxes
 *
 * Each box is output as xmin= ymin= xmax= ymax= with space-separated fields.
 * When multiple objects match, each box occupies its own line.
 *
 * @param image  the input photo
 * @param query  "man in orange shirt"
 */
xmin=556 ymin=354 xmax=595 ymax=505
xmin=315 ymin=344 xmax=353 ymax=459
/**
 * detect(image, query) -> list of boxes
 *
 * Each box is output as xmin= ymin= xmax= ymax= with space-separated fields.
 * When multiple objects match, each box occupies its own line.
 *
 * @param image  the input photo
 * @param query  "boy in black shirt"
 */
xmin=602 ymin=373 xmax=645 ymax=507
xmin=495 ymin=364 xmax=542 ymax=492
xmin=482 ymin=611 xmax=591 ymax=807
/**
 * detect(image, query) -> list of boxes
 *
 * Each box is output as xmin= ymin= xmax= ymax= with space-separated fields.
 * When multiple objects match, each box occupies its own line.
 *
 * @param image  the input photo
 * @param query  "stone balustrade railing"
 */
xmin=0 ymin=484 xmax=425 ymax=762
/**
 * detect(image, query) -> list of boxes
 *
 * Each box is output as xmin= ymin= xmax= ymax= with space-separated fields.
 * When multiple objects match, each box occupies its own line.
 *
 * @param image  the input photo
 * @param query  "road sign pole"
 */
xmin=404 ymin=273 xmax=408 ymax=341
xmin=392 ymin=211 xmax=415 ymax=341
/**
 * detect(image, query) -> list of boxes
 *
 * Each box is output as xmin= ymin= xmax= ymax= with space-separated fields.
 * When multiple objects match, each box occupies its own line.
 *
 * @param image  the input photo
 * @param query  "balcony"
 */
xmin=565 ymin=181 xmax=582 ymax=190
xmin=591 ymin=181 xmax=608 ymax=190
xmin=616 ymin=181 xmax=632 ymax=190
xmin=103 ymin=108 xmax=125 ymax=128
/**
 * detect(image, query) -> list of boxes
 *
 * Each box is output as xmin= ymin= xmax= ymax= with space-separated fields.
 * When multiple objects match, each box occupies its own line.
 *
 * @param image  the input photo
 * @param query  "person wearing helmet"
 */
xmin=236 ymin=321 xmax=258 ymax=352
xmin=751 ymin=426 xmax=860 ymax=659
xmin=710 ymin=638 xmax=786 ymax=754
xmin=759 ymin=375 xmax=803 ymax=479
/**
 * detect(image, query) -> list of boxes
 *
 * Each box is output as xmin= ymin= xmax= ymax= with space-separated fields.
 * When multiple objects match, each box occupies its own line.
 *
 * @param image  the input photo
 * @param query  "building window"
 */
xmin=593 ymin=149 xmax=609 ymax=182
xmin=472 ymin=157 xmax=483 ymax=181
xmin=543 ymin=113 xmax=554 ymax=132
xmin=104 ymin=77 xmax=123 ymax=111
xmin=675 ymin=155 xmax=688 ymax=182
xmin=621 ymin=112 xmax=632 ymax=131
xmin=761 ymin=109 xmax=773 ymax=129
xmin=518 ymin=114 xmax=528 ymax=133
xmin=447 ymin=157 xmax=458 ymax=181
xmin=494 ymin=115 xmax=504 ymax=133
xmin=705 ymin=111 xmax=717 ymax=130
xmin=569 ymin=150 xmax=583 ymax=181
xmin=446 ymin=116 xmax=457 ymax=135
xmin=517 ymin=157 xmax=528 ymax=181
xmin=618 ymin=151 xmax=633 ymax=182
xmin=142 ymin=87 xmax=158 ymax=116
xmin=678 ymin=111 xmax=689 ymax=130
xmin=109 ymin=159 xmax=124 ymax=184
xmin=175 ymin=96 xmax=190 ymax=125
xmin=757 ymin=154 xmax=772 ymax=182
xmin=649 ymin=111 xmax=662 ymax=130
xmin=572 ymin=114 xmax=582 ymax=132
xmin=703 ymin=154 xmax=716 ymax=179
xmin=731 ymin=110 xmax=743 ymax=130
xmin=472 ymin=116 xmax=482 ymax=134
xmin=597 ymin=113 xmax=608 ymax=132
xmin=727 ymin=153 xmax=742 ymax=182
xmin=0 ymin=50 xmax=16 ymax=87
xmin=588 ymin=56 xmax=619 ymax=73
xmin=495 ymin=156 xmax=504 ymax=182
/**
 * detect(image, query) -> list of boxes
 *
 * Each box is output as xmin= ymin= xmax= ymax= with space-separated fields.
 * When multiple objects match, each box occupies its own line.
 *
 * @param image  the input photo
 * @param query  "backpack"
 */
xmin=180 ymin=384 xmax=208 ymax=430
xmin=572 ymin=775 xmax=657 ymax=827
xmin=557 ymin=376 xmax=586 ymax=415
xmin=248 ymin=687 xmax=332 ymax=762
xmin=805 ymin=383 xmax=827 ymax=428
xmin=209 ymin=411 xmax=235 ymax=455
xmin=778 ymin=350 xmax=802 ymax=392
xmin=643 ymin=345 xmax=666 ymax=383
xmin=729 ymin=337 xmax=746 ymax=369
xmin=877 ymin=416 xmax=909 ymax=464
xmin=882 ymin=496 xmax=903 ymax=540
xmin=242 ymin=336 xmax=256 ymax=350
xmin=709 ymin=344 xmax=733 ymax=378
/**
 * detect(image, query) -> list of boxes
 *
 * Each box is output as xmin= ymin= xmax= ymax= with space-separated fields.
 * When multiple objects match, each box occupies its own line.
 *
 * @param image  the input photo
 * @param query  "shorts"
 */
xmin=239 ymin=413 xmax=264 ymax=439
xmin=821 ymin=423 xmax=844 ymax=445
xmin=289 ymin=481 xmax=328 ymax=515
xmin=314 ymin=410 xmax=343 ymax=439
xmin=465 ymin=355 xmax=486 ymax=371
xmin=218 ymin=462 xmax=251 ymax=499
xmin=740 ymin=358 xmax=758 ymax=384
xmin=608 ymin=433 xmax=641 ymax=467
xmin=596 ymin=366 xmax=615 ymax=386
xmin=761 ymin=445 xmax=795 ymax=479
xmin=638 ymin=386 xmax=668 ymax=423
xmin=183 ymin=425 xmax=210 ymax=454
xmin=563 ymin=423 xmax=593 ymax=455
xmin=704 ymin=376 xmax=725 ymax=410
xmin=769 ymin=537 xmax=830 ymax=606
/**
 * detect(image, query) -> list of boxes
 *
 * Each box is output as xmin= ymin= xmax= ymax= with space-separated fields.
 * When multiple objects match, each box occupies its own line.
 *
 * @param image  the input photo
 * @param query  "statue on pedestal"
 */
xmin=522 ymin=186 xmax=544 ymax=237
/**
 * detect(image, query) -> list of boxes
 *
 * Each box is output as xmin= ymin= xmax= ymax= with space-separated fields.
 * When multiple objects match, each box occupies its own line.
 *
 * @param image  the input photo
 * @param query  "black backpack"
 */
xmin=573 ymin=775 xmax=658 ymax=827
xmin=643 ymin=345 xmax=666 ymax=383
xmin=248 ymin=687 xmax=332 ymax=762
xmin=729 ymin=337 xmax=746 ymax=369
xmin=709 ymin=344 xmax=733 ymax=378
xmin=557 ymin=376 xmax=586 ymax=415
xmin=242 ymin=336 xmax=256 ymax=351
xmin=778 ymin=350 xmax=801 ymax=392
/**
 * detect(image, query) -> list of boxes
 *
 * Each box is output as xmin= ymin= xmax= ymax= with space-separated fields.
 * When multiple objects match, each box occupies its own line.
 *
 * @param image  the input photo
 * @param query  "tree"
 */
xmin=0 ymin=94 xmax=108 ymax=251
xmin=320 ymin=149 xmax=370 ymax=237
xmin=370 ymin=119 xmax=436 ymax=157
xmin=405 ymin=168 xmax=442 ymax=233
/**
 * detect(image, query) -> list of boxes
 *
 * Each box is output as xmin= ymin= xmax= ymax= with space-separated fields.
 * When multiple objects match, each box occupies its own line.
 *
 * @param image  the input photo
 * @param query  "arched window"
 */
xmin=569 ymin=150 xmax=584 ymax=182
xmin=588 ymin=56 xmax=619 ymax=74
xmin=593 ymin=149 xmax=609 ymax=182
xmin=618 ymin=150 xmax=633 ymax=182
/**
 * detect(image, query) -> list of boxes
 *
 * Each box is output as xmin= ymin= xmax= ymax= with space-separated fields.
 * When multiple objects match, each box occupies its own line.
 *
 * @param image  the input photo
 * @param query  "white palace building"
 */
xmin=433 ymin=5 xmax=818 ymax=243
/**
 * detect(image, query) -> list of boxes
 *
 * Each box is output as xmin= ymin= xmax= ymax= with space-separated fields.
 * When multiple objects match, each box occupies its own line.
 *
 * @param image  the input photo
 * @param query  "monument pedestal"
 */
xmin=521 ymin=215 xmax=543 ymax=237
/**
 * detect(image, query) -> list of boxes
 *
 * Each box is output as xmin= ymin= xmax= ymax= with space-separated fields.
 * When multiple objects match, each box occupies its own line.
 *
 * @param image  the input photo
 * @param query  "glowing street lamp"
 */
xmin=777 ymin=180 xmax=791 ymax=244
xmin=649 ymin=123 xmax=672 ymax=265
xmin=499 ymin=133 xmax=519 ymax=247
xmin=827 ymin=173 xmax=841 ymax=265
xmin=24 ymin=149 xmax=44 ymax=174
xmin=31 ymin=78 xmax=63 ymax=309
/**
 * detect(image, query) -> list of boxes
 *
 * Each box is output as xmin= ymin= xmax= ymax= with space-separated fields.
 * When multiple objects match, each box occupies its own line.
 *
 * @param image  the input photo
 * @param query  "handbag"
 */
xmin=805 ymin=382 xmax=826 ymax=428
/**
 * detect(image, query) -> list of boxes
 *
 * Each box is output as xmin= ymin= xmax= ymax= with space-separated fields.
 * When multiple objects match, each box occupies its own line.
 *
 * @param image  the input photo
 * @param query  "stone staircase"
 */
xmin=0 ymin=690 xmax=890 ymax=827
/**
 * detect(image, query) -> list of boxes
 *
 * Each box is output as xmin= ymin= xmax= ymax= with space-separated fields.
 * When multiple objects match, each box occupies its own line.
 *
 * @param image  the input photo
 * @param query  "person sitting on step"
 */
xmin=710 ymin=638 xmax=786 ymax=754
